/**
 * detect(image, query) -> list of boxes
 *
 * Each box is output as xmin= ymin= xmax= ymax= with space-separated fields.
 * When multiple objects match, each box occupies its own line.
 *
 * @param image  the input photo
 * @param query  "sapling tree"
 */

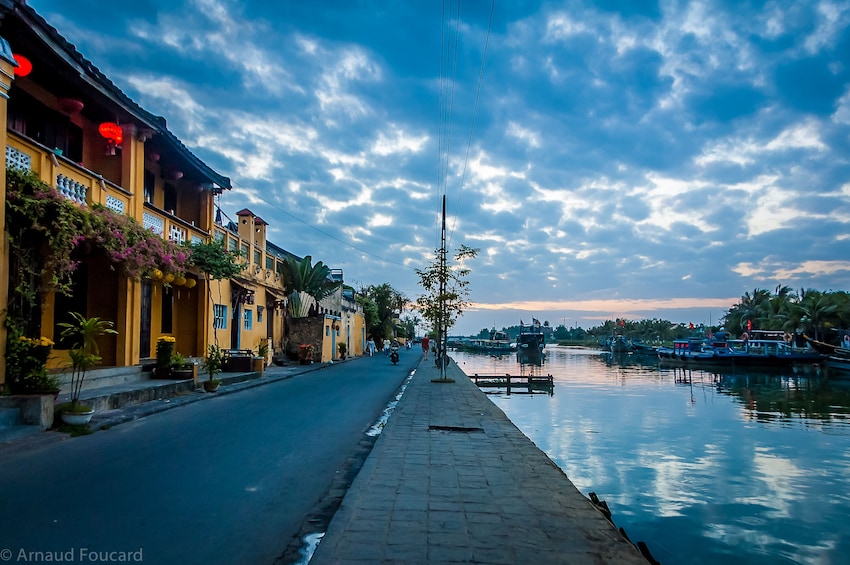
xmin=415 ymin=244 xmax=477 ymax=377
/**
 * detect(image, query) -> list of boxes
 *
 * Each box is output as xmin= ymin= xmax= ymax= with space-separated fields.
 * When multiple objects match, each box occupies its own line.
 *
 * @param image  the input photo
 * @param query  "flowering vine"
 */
xmin=5 ymin=167 xmax=189 ymax=298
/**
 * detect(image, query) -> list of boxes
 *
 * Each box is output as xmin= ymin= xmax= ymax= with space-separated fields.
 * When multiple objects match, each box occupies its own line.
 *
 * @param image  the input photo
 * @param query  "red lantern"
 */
xmin=58 ymin=98 xmax=84 ymax=114
xmin=12 ymin=54 xmax=32 ymax=77
xmin=98 ymin=122 xmax=123 ymax=143
xmin=98 ymin=122 xmax=123 ymax=155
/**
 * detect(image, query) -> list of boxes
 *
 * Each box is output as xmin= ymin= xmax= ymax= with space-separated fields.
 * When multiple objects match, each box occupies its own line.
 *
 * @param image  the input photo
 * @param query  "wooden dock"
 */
xmin=468 ymin=373 xmax=554 ymax=394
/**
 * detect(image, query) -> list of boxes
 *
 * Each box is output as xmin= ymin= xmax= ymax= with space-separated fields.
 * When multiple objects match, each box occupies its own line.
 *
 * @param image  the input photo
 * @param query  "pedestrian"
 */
xmin=366 ymin=336 xmax=375 ymax=356
xmin=383 ymin=339 xmax=390 ymax=356
xmin=421 ymin=335 xmax=430 ymax=359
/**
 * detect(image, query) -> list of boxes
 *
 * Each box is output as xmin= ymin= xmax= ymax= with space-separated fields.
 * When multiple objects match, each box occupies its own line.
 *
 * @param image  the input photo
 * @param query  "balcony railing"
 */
xmin=6 ymin=131 xmax=211 ymax=246
xmin=6 ymin=132 xmax=130 ymax=214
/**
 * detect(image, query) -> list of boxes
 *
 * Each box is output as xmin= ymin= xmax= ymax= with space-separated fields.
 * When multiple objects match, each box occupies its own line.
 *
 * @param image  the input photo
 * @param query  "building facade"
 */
xmin=0 ymin=1 xmax=364 ymax=388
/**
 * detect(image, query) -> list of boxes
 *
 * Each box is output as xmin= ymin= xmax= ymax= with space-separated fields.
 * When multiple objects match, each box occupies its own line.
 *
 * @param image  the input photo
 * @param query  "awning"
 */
xmin=231 ymin=276 xmax=257 ymax=290
xmin=265 ymin=287 xmax=287 ymax=302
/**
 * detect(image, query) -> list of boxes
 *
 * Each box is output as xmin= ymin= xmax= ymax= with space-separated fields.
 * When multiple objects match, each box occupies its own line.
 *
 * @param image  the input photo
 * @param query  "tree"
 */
xmin=188 ymin=239 xmax=244 ymax=345
xmin=358 ymin=283 xmax=408 ymax=340
xmin=796 ymin=290 xmax=837 ymax=341
xmin=282 ymin=256 xmax=343 ymax=317
xmin=415 ymin=244 xmax=478 ymax=367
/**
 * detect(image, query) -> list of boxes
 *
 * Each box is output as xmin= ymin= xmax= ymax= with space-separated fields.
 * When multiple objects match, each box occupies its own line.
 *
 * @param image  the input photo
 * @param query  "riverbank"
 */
xmin=309 ymin=358 xmax=646 ymax=564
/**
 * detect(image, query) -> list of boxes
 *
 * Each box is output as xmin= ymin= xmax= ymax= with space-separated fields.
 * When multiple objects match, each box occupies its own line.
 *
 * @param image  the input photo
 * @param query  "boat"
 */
xmin=516 ymin=321 xmax=545 ymax=359
xmin=459 ymin=328 xmax=514 ymax=354
xmin=728 ymin=330 xmax=823 ymax=366
xmin=827 ymin=347 xmax=850 ymax=378
xmin=629 ymin=339 xmax=658 ymax=356
xmin=804 ymin=335 xmax=840 ymax=354
xmin=657 ymin=338 xmax=736 ymax=366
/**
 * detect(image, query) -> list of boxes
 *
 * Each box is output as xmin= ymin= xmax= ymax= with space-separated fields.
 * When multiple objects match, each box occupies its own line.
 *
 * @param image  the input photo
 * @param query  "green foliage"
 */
xmin=283 ymin=256 xmax=342 ymax=302
xmin=202 ymin=343 xmax=224 ymax=382
xmin=723 ymin=286 xmax=848 ymax=341
xmin=155 ymin=336 xmax=176 ymax=369
xmin=358 ymin=283 xmax=408 ymax=339
xmin=415 ymin=244 xmax=478 ymax=339
xmin=3 ymin=322 xmax=58 ymax=392
xmin=356 ymin=294 xmax=380 ymax=336
xmin=188 ymin=239 xmax=244 ymax=281
xmin=5 ymin=167 xmax=190 ymax=300
xmin=57 ymin=312 xmax=117 ymax=407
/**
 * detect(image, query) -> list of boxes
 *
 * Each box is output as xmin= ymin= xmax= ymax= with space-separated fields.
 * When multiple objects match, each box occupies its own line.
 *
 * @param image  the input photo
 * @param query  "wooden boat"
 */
xmin=827 ymin=347 xmax=850 ymax=377
xmin=804 ymin=335 xmax=839 ymax=354
xmin=516 ymin=321 xmax=545 ymax=358
xmin=459 ymin=329 xmax=513 ymax=354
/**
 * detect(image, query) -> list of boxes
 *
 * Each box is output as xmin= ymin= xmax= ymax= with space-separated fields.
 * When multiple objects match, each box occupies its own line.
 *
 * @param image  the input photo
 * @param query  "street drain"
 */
xmin=428 ymin=425 xmax=484 ymax=433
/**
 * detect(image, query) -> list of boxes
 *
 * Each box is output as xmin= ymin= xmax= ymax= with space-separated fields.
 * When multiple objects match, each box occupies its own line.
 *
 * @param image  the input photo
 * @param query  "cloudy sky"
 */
xmin=28 ymin=0 xmax=850 ymax=335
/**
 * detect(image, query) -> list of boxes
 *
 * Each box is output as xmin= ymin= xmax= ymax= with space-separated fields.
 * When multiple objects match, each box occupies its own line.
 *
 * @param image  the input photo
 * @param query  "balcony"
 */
xmin=6 ymin=131 xmax=209 ymax=245
xmin=7 ymin=132 xmax=130 ymax=214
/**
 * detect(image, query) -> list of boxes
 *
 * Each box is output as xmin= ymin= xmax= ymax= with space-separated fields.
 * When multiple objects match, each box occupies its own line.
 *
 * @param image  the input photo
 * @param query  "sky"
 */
xmin=26 ymin=0 xmax=850 ymax=335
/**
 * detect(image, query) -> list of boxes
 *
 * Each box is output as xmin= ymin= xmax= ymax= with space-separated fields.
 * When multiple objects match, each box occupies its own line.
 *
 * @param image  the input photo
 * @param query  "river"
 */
xmin=449 ymin=346 xmax=850 ymax=565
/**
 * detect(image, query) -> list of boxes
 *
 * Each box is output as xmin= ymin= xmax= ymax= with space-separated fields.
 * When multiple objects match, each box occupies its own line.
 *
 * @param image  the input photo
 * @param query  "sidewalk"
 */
xmin=310 ymin=359 xmax=647 ymax=564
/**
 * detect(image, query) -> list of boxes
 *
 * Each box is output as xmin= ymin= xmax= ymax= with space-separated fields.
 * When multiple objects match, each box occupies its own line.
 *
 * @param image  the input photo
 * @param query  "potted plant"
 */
xmin=56 ymin=312 xmax=117 ymax=425
xmin=155 ymin=336 xmax=176 ymax=378
xmin=4 ymin=327 xmax=60 ymax=396
xmin=170 ymin=351 xmax=196 ymax=380
xmin=254 ymin=340 xmax=269 ymax=374
xmin=298 ymin=343 xmax=315 ymax=365
xmin=337 ymin=342 xmax=347 ymax=360
xmin=202 ymin=343 xmax=224 ymax=392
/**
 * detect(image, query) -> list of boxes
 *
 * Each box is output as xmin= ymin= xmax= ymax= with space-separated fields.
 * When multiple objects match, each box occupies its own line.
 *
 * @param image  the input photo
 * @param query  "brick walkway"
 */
xmin=310 ymin=359 xmax=646 ymax=564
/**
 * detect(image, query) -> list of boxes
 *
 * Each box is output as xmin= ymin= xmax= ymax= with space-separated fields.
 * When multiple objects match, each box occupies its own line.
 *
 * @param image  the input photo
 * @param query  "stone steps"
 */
xmin=0 ymin=406 xmax=43 ymax=445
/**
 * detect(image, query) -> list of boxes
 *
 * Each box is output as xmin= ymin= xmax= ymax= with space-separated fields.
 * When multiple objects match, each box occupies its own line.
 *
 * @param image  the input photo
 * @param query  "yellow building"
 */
xmin=0 ymin=1 xmax=236 ymax=380
xmin=0 ymin=2 xmax=364 ymax=387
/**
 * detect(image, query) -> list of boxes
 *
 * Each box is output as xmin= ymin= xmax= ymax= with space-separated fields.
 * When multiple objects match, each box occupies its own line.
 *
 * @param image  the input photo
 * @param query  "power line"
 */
xmin=448 ymin=0 xmax=494 ymax=249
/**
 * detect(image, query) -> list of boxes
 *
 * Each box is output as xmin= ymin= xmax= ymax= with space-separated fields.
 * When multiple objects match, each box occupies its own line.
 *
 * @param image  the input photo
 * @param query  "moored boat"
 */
xmin=827 ymin=347 xmax=850 ymax=378
xmin=516 ymin=320 xmax=545 ymax=358
xmin=459 ymin=328 xmax=513 ymax=354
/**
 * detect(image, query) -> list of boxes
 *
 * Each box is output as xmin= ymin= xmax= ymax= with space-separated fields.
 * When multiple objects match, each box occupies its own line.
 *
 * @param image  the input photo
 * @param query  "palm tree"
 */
xmin=283 ymin=256 xmax=343 ymax=318
xmin=796 ymin=290 xmax=837 ymax=341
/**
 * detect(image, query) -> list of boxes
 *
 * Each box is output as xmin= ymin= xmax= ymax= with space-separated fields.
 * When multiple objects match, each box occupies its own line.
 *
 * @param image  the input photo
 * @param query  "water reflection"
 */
xmin=450 ymin=346 xmax=850 ymax=565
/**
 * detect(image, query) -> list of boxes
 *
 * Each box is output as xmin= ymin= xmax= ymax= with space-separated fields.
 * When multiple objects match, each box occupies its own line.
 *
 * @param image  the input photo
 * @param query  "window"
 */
xmin=257 ymin=306 xmax=264 ymax=323
xmin=163 ymin=183 xmax=177 ymax=215
xmin=326 ymin=325 xmax=330 ymax=336
xmin=254 ymin=250 xmax=261 ymax=265
xmin=213 ymin=304 xmax=228 ymax=329
xmin=241 ymin=243 xmax=249 ymax=259
xmin=243 ymin=309 xmax=253 ymax=330
xmin=161 ymin=287 xmax=173 ymax=333
xmin=144 ymin=170 xmax=155 ymax=204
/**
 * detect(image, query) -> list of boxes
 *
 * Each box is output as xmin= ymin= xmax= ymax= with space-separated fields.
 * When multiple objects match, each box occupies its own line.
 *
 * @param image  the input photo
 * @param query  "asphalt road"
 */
xmin=0 ymin=349 xmax=419 ymax=565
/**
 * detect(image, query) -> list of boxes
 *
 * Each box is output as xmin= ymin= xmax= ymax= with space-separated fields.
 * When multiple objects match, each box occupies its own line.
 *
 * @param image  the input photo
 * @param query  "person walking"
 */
xmin=421 ymin=335 xmax=430 ymax=359
xmin=366 ymin=336 xmax=375 ymax=356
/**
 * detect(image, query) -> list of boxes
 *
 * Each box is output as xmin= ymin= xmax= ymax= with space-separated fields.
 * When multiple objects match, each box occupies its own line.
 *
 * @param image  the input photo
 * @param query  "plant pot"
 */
xmin=172 ymin=367 xmax=195 ymax=380
xmin=203 ymin=380 xmax=221 ymax=393
xmin=252 ymin=357 xmax=265 ymax=374
xmin=61 ymin=408 xmax=94 ymax=425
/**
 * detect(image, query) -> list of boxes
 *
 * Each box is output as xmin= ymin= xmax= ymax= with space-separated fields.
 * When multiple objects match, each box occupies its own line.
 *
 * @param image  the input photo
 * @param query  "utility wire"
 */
xmin=448 ymin=0 xmax=494 ymax=249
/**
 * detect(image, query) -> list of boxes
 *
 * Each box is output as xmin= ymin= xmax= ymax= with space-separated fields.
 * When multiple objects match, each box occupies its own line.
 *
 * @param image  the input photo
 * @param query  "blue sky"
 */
xmin=27 ymin=0 xmax=850 ymax=335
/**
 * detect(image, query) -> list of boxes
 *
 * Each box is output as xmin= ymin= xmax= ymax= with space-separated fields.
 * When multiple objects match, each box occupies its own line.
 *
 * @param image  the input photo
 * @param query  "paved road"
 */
xmin=0 ymin=350 xmax=419 ymax=565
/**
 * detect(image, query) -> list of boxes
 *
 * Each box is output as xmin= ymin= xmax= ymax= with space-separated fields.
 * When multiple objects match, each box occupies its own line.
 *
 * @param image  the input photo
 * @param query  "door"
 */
xmin=139 ymin=281 xmax=152 ymax=358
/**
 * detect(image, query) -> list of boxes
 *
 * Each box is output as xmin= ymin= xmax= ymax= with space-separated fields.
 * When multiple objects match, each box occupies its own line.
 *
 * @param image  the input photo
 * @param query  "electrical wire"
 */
xmin=448 ymin=0 xmax=494 ymax=249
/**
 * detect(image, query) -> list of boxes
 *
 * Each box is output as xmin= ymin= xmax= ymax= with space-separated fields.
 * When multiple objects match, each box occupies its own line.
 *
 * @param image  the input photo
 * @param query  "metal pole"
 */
xmin=439 ymin=195 xmax=447 ymax=379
